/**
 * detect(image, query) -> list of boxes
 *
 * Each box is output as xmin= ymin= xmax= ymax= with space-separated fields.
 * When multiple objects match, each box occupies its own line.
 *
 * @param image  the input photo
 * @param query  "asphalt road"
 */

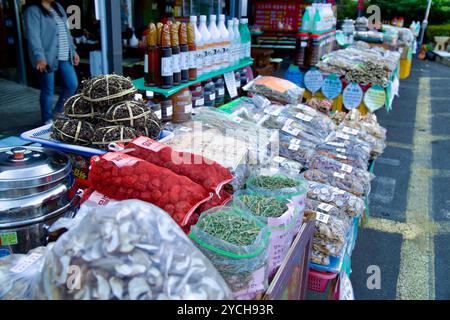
xmin=351 ymin=59 xmax=450 ymax=300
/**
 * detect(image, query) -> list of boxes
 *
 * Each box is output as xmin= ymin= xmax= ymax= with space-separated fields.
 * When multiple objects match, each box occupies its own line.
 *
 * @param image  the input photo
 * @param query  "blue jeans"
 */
xmin=36 ymin=60 xmax=78 ymax=123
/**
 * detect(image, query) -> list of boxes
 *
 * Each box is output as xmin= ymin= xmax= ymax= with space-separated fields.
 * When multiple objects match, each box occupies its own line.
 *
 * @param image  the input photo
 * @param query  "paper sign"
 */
xmin=340 ymin=272 xmax=355 ymax=300
xmin=322 ymin=73 xmax=342 ymax=100
xmin=288 ymin=143 xmax=300 ymax=151
xmin=273 ymin=156 xmax=286 ymax=164
xmin=304 ymin=69 xmax=323 ymax=95
xmin=364 ymin=85 xmax=386 ymax=112
xmin=336 ymin=154 xmax=347 ymax=160
xmin=224 ymin=71 xmax=238 ymax=98
xmin=341 ymin=164 xmax=353 ymax=173
xmin=0 ymin=232 xmax=18 ymax=245
xmin=295 ymin=113 xmax=313 ymax=122
xmin=333 ymin=172 xmax=346 ymax=179
xmin=342 ymin=126 xmax=359 ymax=136
xmin=318 ymin=203 xmax=334 ymax=212
xmin=336 ymin=132 xmax=350 ymax=140
xmin=343 ymin=83 xmax=363 ymax=110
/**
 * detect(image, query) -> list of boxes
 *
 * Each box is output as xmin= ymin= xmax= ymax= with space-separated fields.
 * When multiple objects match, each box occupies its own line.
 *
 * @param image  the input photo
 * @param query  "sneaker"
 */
xmin=45 ymin=120 xmax=54 ymax=126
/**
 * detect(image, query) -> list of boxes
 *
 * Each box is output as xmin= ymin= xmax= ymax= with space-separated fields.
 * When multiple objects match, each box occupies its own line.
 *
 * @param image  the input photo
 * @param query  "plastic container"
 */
xmin=239 ymin=18 xmax=251 ymax=60
xmin=199 ymin=15 xmax=212 ymax=74
xmin=307 ymin=269 xmax=338 ymax=293
xmin=233 ymin=18 xmax=242 ymax=62
xmin=208 ymin=15 xmax=221 ymax=71
xmin=203 ymin=79 xmax=216 ymax=107
xmin=213 ymin=76 xmax=225 ymax=107
xmin=218 ymin=14 xmax=230 ymax=68
xmin=171 ymin=87 xmax=193 ymax=123
xmin=190 ymin=82 xmax=205 ymax=108
xmin=227 ymin=19 xmax=235 ymax=66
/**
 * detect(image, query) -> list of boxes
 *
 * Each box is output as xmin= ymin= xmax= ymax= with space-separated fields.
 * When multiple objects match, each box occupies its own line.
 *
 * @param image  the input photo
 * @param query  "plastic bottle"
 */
xmin=190 ymin=16 xmax=203 ymax=76
xmin=239 ymin=18 xmax=250 ymax=60
xmin=227 ymin=19 xmax=235 ymax=66
xmin=218 ymin=14 xmax=230 ymax=68
xmin=160 ymin=24 xmax=173 ymax=89
xmin=199 ymin=15 xmax=212 ymax=74
xmin=187 ymin=18 xmax=198 ymax=80
xmin=208 ymin=15 xmax=221 ymax=71
xmin=233 ymin=18 xmax=241 ymax=62
xmin=170 ymin=22 xmax=181 ymax=85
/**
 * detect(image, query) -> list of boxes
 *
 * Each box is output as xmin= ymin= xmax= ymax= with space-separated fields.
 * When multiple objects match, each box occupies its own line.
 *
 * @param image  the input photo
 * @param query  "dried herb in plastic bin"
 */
xmin=238 ymin=194 xmax=288 ymax=218
xmin=248 ymin=175 xmax=299 ymax=190
xmin=197 ymin=210 xmax=262 ymax=246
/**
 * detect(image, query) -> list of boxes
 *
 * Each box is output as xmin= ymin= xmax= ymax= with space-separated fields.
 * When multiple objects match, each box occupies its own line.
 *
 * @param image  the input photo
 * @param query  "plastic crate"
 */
xmin=308 ymin=270 xmax=338 ymax=293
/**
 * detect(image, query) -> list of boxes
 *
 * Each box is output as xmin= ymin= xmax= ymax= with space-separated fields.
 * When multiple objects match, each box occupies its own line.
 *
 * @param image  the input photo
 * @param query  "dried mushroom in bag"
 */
xmin=303 ymin=169 xmax=365 ymax=197
xmin=279 ymin=133 xmax=316 ymax=167
xmin=36 ymin=200 xmax=233 ymax=300
xmin=63 ymin=94 xmax=96 ymax=120
xmin=82 ymin=74 xmax=136 ymax=107
xmin=52 ymin=118 xmax=94 ymax=146
xmin=92 ymin=125 xmax=140 ymax=150
xmin=311 ymin=250 xmax=330 ymax=266
xmin=243 ymin=76 xmax=305 ymax=105
xmin=306 ymin=180 xmax=365 ymax=218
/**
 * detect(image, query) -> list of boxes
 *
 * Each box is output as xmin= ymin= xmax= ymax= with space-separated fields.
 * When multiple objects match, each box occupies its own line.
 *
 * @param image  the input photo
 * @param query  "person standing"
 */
xmin=24 ymin=0 xmax=80 ymax=125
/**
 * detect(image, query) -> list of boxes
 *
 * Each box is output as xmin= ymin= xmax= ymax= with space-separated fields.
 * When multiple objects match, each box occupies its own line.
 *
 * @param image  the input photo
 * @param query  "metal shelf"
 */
xmin=133 ymin=58 xmax=254 ymax=97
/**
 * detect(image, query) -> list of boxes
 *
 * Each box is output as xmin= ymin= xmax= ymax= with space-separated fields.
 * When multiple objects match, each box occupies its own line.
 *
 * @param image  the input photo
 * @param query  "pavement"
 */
xmin=351 ymin=58 xmax=450 ymax=300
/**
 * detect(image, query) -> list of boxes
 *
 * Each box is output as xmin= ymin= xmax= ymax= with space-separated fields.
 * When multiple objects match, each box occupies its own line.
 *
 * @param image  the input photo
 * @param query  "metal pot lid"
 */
xmin=0 ymin=146 xmax=72 ymax=190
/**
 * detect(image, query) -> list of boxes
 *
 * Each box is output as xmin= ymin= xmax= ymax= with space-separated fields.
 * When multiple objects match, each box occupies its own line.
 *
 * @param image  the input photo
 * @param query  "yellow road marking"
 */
xmin=396 ymin=77 xmax=435 ymax=300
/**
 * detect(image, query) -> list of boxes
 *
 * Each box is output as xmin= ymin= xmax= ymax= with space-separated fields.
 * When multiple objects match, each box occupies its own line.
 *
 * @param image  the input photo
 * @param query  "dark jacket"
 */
xmin=24 ymin=2 xmax=77 ymax=72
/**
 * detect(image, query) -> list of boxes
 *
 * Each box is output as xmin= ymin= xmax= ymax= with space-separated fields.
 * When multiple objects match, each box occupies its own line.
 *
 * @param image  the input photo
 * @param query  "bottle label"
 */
xmin=218 ymin=88 xmax=225 ymax=96
xmin=155 ymin=110 xmax=162 ymax=120
xmin=195 ymin=97 xmax=205 ymax=107
xmin=161 ymin=57 xmax=172 ymax=77
xmin=180 ymin=52 xmax=189 ymax=71
xmin=166 ymin=106 xmax=173 ymax=117
xmin=246 ymin=42 xmax=251 ymax=58
xmin=185 ymin=104 xmax=193 ymax=114
xmin=189 ymin=51 xmax=196 ymax=69
xmin=144 ymin=54 xmax=149 ymax=73
xmin=172 ymin=53 xmax=181 ymax=73
xmin=204 ymin=45 xmax=212 ymax=72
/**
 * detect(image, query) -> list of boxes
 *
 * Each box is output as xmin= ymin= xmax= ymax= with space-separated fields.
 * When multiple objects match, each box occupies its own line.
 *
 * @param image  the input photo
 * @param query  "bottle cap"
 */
xmin=200 ymin=15 xmax=206 ymax=22
xmin=190 ymin=15 xmax=197 ymax=22
xmin=210 ymin=15 xmax=216 ymax=21
xmin=219 ymin=14 xmax=225 ymax=21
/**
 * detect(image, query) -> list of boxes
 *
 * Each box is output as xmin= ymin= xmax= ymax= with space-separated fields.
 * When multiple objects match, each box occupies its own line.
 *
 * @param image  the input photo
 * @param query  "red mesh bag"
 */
xmin=198 ymin=189 xmax=233 ymax=213
xmin=89 ymin=152 xmax=211 ymax=226
xmin=127 ymin=137 xmax=233 ymax=194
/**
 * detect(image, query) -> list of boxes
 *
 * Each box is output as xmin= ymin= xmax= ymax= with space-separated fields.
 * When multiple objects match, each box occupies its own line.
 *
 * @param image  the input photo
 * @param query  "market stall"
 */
xmin=0 ymin=5 xmax=397 ymax=300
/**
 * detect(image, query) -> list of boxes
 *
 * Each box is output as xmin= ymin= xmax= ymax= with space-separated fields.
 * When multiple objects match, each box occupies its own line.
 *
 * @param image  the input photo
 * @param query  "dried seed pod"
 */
xmin=52 ymin=118 xmax=94 ymax=146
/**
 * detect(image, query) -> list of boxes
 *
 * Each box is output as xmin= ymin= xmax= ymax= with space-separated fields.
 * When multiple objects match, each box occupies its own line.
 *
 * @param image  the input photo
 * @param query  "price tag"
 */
xmin=333 ymin=172 xmax=346 ymax=179
xmin=178 ymin=126 xmax=192 ymax=132
xmin=336 ymin=148 xmax=346 ymax=153
xmin=184 ymin=104 xmax=193 ymax=114
xmin=282 ymin=125 xmax=300 ymax=136
xmin=316 ymin=212 xmax=330 ymax=224
xmin=343 ymin=83 xmax=363 ymax=110
xmin=10 ymin=253 xmax=42 ymax=274
xmin=318 ymin=203 xmax=334 ymax=212
xmin=264 ymin=106 xmax=283 ymax=116
xmin=342 ymin=126 xmax=359 ymax=136
xmin=341 ymin=164 xmax=353 ymax=173
xmin=0 ymin=232 xmax=18 ymax=246
xmin=301 ymin=41 xmax=307 ymax=47
xmin=288 ymin=143 xmax=300 ymax=151
xmin=336 ymin=132 xmax=350 ymax=140
xmin=273 ymin=156 xmax=286 ymax=164
xmin=336 ymin=154 xmax=347 ymax=160
xmin=304 ymin=69 xmax=323 ymax=95
xmin=166 ymin=106 xmax=173 ymax=117
xmin=295 ymin=113 xmax=313 ymax=122
xmin=224 ymin=71 xmax=238 ymax=98
xmin=290 ymin=138 xmax=301 ymax=145
xmin=364 ymin=85 xmax=386 ymax=112
xmin=322 ymin=73 xmax=342 ymax=100
xmin=209 ymin=93 xmax=216 ymax=101
xmin=218 ymin=88 xmax=225 ymax=96
xmin=333 ymin=187 xmax=346 ymax=195
xmin=194 ymin=98 xmax=205 ymax=107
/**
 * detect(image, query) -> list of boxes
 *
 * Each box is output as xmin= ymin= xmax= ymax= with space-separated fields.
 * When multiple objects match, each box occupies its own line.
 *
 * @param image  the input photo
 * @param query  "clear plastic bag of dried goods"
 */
xmin=315 ymin=141 xmax=370 ymax=170
xmin=232 ymin=190 xmax=298 ymax=278
xmin=278 ymin=133 xmax=316 ymax=167
xmin=127 ymin=136 xmax=233 ymax=194
xmin=36 ymin=200 xmax=233 ymax=300
xmin=0 ymin=246 xmax=50 ymax=300
xmin=325 ymin=131 xmax=372 ymax=159
xmin=243 ymin=76 xmax=305 ymax=105
xmin=304 ymin=199 xmax=351 ymax=257
xmin=189 ymin=206 xmax=270 ymax=300
xmin=311 ymin=250 xmax=330 ymax=266
xmin=337 ymin=124 xmax=386 ymax=157
xmin=279 ymin=105 xmax=336 ymax=139
xmin=88 ymin=152 xmax=212 ymax=227
xmin=246 ymin=168 xmax=307 ymax=234
xmin=308 ymin=154 xmax=374 ymax=194
xmin=305 ymin=180 xmax=365 ymax=218
xmin=269 ymin=155 xmax=304 ymax=174
xmin=303 ymin=169 xmax=365 ymax=197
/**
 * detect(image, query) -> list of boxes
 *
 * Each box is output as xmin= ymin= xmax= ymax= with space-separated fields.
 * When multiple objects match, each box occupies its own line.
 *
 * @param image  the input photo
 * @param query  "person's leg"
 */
xmin=55 ymin=61 xmax=79 ymax=113
xmin=36 ymin=71 xmax=55 ymax=123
